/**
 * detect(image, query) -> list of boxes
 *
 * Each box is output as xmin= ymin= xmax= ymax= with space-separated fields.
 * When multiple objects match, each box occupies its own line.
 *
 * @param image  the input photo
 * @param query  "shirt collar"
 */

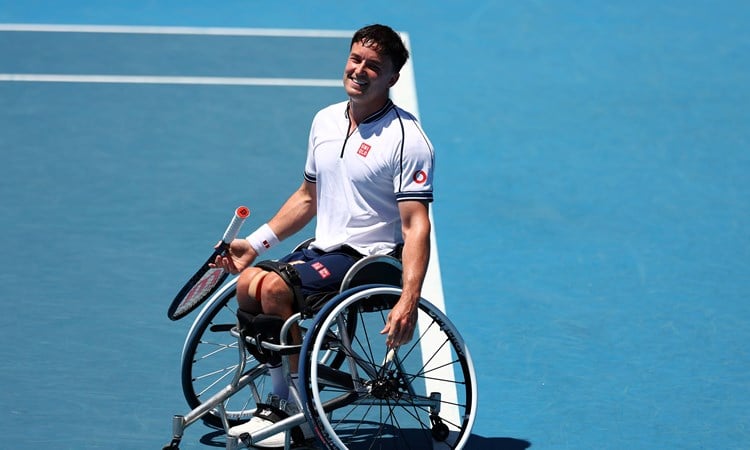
xmin=345 ymin=99 xmax=395 ymax=124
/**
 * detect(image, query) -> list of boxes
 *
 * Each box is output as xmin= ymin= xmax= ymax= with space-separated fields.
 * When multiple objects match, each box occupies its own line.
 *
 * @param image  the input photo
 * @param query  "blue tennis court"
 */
xmin=1 ymin=2 xmax=749 ymax=449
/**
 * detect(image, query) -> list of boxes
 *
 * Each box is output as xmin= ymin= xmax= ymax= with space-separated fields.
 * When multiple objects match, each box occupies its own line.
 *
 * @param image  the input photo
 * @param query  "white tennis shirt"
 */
xmin=304 ymin=100 xmax=434 ymax=256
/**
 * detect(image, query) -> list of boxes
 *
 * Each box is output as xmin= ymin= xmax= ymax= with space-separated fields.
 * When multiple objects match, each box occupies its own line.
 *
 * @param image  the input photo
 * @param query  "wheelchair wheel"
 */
xmin=181 ymin=278 xmax=269 ymax=427
xmin=181 ymin=277 xmax=359 ymax=428
xmin=299 ymin=285 xmax=477 ymax=450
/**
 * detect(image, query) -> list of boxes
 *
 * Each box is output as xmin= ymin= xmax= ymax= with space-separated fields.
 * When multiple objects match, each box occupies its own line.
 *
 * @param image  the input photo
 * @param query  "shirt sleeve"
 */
xmin=394 ymin=121 xmax=434 ymax=202
xmin=303 ymin=114 xmax=317 ymax=183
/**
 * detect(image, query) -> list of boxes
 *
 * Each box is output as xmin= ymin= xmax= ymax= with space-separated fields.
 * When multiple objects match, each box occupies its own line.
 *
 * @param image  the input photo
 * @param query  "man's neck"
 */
xmin=348 ymin=97 xmax=390 ymax=125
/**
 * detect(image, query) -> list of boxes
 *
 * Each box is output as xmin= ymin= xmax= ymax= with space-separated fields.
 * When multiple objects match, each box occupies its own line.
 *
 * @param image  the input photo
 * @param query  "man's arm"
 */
xmin=214 ymin=180 xmax=317 ymax=274
xmin=381 ymin=200 xmax=431 ymax=347
xmin=267 ymin=180 xmax=317 ymax=240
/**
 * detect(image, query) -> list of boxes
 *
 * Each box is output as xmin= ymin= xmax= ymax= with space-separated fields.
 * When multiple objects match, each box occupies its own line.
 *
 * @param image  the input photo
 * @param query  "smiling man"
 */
xmin=212 ymin=24 xmax=435 ymax=447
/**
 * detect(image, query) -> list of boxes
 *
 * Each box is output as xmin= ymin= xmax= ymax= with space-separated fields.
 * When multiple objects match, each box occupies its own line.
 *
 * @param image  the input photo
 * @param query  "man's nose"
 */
xmin=352 ymin=62 xmax=366 ymax=76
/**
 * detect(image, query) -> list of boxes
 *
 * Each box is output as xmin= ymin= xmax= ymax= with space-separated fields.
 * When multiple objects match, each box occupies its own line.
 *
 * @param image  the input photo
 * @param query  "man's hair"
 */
xmin=351 ymin=24 xmax=410 ymax=73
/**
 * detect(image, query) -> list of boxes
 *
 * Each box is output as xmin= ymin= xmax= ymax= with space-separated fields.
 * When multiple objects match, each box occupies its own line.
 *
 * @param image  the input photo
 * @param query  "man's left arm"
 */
xmin=381 ymin=200 xmax=431 ymax=347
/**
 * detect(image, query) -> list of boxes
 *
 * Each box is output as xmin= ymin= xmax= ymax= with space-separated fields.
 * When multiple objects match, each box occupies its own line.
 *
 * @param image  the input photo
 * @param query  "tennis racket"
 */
xmin=167 ymin=206 xmax=250 ymax=321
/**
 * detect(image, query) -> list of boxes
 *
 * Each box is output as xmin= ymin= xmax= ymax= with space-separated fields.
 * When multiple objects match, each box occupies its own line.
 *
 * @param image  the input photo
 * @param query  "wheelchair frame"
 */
xmin=164 ymin=251 xmax=477 ymax=450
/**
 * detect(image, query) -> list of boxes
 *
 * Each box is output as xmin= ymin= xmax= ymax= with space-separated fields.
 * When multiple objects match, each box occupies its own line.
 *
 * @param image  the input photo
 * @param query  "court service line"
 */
xmin=0 ymin=23 xmax=353 ymax=38
xmin=0 ymin=73 xmax=341 ymax=87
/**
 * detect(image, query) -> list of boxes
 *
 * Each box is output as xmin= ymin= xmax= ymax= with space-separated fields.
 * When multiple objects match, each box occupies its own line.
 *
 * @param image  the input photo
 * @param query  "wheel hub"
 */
xmin=368 ymin=371 xmax=405 ymax=400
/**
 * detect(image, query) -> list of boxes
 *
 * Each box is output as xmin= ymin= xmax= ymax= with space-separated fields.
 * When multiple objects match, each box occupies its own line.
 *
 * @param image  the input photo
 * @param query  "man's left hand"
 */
xmin=380 ymin=297 xmax=419 ymax=348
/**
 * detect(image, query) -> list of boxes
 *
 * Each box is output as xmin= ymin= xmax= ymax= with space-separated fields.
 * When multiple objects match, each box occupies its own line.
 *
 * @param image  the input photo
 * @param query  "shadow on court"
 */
xmin=197 ymin=429 xmax=225 ymax=448
xmin=196 ymin=427 xmax=531 ymax=449
xmin=465 ymin=435 xmax=531 ymax=450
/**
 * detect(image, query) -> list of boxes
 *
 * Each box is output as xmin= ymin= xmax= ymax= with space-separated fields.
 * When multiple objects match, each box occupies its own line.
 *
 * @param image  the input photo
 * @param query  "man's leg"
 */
xmin=235 ymin=267 xmax=264 ymax=313
xmin=229 ymin=252 xmax=357 ymax=446
xmin=230 ymin=267 xmax=306 ymax=447
xmin=237 ymin=266 xmax=298 ymax=397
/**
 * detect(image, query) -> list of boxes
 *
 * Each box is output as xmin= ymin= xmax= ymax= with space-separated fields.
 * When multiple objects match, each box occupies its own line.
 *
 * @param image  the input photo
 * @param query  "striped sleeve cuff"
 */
xmin=396 ymin=191 xmax=433 ymax=202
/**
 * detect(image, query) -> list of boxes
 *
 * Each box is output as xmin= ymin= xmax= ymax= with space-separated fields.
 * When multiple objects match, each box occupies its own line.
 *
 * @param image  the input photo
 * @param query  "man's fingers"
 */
xmin=381 ymin=309 xmax=417 ymax=347
xmin=209 ymin=254 xmax=239 ymax=274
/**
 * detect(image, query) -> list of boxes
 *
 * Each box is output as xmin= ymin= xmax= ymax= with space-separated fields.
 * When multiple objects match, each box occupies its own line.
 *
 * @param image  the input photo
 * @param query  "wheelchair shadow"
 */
xmin=198 ymin=428 xmax=226 ymax=447
xmin=464 ymin=434 xmax=532 ymax=450
xmin=199 ymin=427 xmax=531 ymax=450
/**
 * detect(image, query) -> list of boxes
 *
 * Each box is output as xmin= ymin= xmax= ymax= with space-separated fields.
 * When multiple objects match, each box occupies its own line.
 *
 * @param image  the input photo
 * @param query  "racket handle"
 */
xmin=220 ymin=206 xmax=251 ymax=244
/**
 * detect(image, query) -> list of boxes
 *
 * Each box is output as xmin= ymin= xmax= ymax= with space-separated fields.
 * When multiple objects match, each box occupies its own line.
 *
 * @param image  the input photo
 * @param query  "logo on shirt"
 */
xmin=311 ymin=262 xmax=331 ymax=279
xmin=413 ymin=170 xmax=428 ymax=184
xmin=357 ymin=142 xmax=372 ymax=157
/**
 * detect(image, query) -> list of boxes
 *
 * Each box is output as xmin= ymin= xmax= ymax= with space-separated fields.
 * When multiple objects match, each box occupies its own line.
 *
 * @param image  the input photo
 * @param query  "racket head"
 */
xmin=168 ymin=251 xmax=228 ymax=321
xmin=168 ymin=207 xmax=248 ymax=321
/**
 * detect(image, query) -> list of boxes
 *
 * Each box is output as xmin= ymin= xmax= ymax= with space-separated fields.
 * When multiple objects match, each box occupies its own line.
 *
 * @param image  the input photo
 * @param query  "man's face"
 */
xmin=343 ymin=40 xmax=399 ymax=104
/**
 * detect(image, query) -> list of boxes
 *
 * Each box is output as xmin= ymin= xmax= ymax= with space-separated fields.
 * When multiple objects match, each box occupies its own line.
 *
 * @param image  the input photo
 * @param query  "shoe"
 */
xmin=228 ymin=394 xmax=314 ymax=448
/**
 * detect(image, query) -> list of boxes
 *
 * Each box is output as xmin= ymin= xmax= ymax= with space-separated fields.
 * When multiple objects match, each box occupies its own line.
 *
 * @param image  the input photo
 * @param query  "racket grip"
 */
xmin=220 ymin=206 xmax=251 ymax=244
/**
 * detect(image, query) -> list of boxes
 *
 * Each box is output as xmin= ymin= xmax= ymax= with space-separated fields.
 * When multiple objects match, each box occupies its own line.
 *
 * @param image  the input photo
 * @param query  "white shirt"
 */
xmin=304 ymin=100 xmax=434 ymax=256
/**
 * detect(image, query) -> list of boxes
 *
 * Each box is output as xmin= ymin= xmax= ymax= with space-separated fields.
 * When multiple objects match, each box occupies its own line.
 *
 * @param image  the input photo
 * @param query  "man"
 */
xmin=213 ymin=24 xmax=434 ymax=447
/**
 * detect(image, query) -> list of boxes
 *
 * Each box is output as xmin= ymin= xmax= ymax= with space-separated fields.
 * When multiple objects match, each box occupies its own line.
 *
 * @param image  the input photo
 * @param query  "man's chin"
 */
xmin=345 ymin=88 xmax=366 ymax=100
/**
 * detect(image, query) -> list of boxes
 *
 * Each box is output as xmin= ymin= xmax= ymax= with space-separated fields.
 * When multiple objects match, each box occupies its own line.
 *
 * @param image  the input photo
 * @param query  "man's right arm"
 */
xmin=267 ymin=180 xmax=317 ymax=240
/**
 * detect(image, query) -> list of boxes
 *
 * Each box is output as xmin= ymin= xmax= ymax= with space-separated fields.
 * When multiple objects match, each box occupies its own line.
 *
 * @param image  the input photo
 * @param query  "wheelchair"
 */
xmin=165 ymin=241 xmax=477 ymax=450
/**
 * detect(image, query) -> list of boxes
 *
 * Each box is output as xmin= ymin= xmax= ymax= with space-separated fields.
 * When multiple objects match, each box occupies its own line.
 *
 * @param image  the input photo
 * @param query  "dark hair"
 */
xmin=350 ymin=24 xmax=410 ymax=73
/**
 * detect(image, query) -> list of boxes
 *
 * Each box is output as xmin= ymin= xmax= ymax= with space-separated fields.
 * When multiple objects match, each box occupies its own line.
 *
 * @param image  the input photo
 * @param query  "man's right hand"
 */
xmin=210 ymin=239 xmax=258 ymax=274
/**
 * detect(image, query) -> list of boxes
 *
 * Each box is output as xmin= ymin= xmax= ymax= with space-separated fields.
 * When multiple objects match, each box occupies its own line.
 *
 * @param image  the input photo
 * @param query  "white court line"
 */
xmin=0 ymin=23 xmax=354 ymax=38
xmin=390 ymin=33 xmax=447 ymax=314
xmin=391 ymin=33 xmax=460 ymax=431
xmin=0 ymin=73 xmax=340 ymax=87
xmin=1 ymin=23 xmax=461 ymax=429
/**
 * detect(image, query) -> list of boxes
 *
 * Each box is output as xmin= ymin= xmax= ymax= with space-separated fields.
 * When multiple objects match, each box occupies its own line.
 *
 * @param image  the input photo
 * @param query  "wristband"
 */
xmin=246 ymin=223 xmax=280 ymax=256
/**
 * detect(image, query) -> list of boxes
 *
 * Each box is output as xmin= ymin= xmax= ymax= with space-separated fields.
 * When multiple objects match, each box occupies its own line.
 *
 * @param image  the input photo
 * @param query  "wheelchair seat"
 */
xmin=256 ymin=239 xmax=403 ymax=317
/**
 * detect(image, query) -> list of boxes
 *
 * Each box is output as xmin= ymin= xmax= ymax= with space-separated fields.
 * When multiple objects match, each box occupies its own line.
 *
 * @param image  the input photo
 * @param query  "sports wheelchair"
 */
xmin=165 ymin=241 xmax=477 ymax=449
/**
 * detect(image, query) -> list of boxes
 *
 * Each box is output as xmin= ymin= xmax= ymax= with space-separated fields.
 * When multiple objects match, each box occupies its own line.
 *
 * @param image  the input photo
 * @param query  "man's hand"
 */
xmin=380 ymin=296 xmax=419 ymax=348
xmin=210 ymin=239 xmax=257 ymax=274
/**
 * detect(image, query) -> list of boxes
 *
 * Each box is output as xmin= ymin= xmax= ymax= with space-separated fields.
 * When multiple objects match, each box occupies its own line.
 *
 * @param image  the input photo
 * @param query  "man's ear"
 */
xmin=388 ymin=72 xmax=400 ymax=88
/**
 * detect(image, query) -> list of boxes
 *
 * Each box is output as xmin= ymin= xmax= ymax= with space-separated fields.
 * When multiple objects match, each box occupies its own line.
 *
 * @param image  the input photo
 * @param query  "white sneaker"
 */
xmin=228 ymin=394 xmax=314 ymax=449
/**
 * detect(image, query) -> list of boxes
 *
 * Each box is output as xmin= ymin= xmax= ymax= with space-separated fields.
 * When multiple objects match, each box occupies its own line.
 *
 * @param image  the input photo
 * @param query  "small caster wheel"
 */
xmin=431 ymin=421 xmax=450 ymax=441
xmin=162 ymin=438 xmax=181 ymax=450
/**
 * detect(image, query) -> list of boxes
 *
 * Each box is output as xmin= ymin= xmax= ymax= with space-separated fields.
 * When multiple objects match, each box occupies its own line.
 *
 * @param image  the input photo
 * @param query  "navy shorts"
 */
xmin=278 ymin=246 xmax=361 ymax=299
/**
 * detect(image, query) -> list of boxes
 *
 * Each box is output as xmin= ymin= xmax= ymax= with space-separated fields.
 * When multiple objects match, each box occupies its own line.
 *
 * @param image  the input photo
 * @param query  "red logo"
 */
xmin=413 ymin=170 xmax=428 ymax=184
xmin=357 ymin=142 xmax=372 ymax=157
xmin=311 ymin=262 xmax=331 ymax=279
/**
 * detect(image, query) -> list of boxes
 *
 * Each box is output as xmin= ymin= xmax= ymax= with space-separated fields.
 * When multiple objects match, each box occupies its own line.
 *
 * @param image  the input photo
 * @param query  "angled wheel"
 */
xmin=180 ymin=276 xmax=358 ymax=428
xmin=299 ymin=285 xmax=477 ymax=450
xmin=181 ymin=238 xmax=317 ymax=423
xmin=180 ymin=277 xmax=270 ymax=427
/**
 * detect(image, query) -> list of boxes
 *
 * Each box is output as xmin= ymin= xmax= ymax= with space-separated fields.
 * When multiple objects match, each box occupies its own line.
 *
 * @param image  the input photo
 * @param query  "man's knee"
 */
xmin=259 ymin=274 xmax=294 ymax=314
xmin=236 ymin=268 xmax=267 ymax=313
xmin=238 ymin=268 xmax=262 ymax=293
